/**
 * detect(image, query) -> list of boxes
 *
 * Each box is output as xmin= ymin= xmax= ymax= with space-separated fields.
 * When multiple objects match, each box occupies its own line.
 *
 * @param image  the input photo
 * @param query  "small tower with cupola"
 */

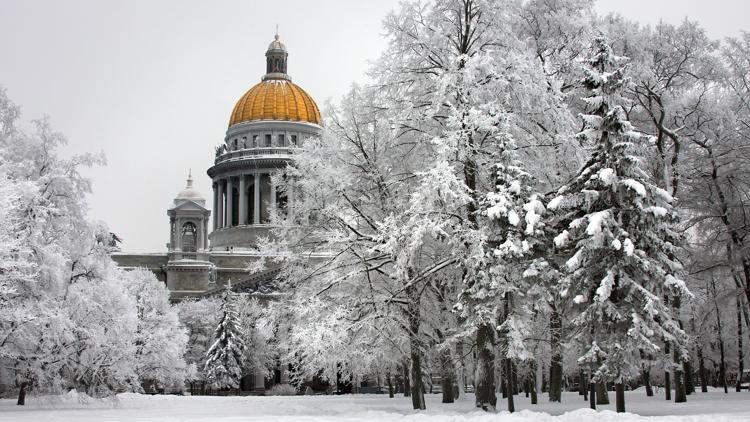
xmin=165 ymin=171 xmax=213 ymax=298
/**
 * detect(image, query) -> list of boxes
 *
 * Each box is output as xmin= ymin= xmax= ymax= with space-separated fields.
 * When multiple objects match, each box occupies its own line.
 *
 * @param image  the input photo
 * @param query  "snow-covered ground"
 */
xmin=0 ymin=390 xmax=748 ymax=421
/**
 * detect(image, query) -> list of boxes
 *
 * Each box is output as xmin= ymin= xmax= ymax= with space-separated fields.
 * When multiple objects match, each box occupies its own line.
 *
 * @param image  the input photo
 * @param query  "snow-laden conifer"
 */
xmin=547 ymin=37 xmax=690 ymax=412
xmin=204 ymin=283 xmax=247 ymax=390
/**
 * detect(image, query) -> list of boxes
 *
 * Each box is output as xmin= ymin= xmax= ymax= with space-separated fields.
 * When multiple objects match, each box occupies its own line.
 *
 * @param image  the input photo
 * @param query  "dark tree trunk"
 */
xmin=684 ymin=360 xmax=694 ymax=395
xmin=737 ymin=296 xmax=744 ymax=392
xmin=387 ymin=372 xmax=394 ymax=398
xmin=409 ymin=342 xmax=425 ymax=409
xmin=474 ymin=323 xmax=497 ymax=410
xmin=582 ymin=372 xmax=588 ymax=402
xmin=697 ymin=346 xmax=708 ymax=393
xmin=589 ymin=381 xmax=596 ymax=409
xmin=579 ymin=368 xmax=585 ymax=396
xmin=664 ymin=340 xmax=672 ymax=400
xmin=674 ymin=350 xmax=687 ymax=403
xmin=524 ymin=376 xmax=529 ymax=398
xmin=596 ymin=380 xmax=609 ymax=405
xmin=511 ymin=361 xmax=519 ymax=395
xmin=406 ymin=284 xmax=425 ymax=410
xmin=505 ymin=358 xmax=515 ymax=413
xmin=615 ymin=382 xmax=625 ymax=413
xmin=672 ymin=299 xmax=686 ymax=403
xmin=530 ymin=360 xmax=538 ymax=405
xmin=643 ymin=367 xmax=653 ymax=397
xmin=549 ymin=305 xmax=563 ymax=402
xmin=440 ymin=348 xmax=455 ymax=403
xmin=711 ymin=276 xmax=728 ymax=394
xmin=17 ymin=382 xmax=27 ymax=406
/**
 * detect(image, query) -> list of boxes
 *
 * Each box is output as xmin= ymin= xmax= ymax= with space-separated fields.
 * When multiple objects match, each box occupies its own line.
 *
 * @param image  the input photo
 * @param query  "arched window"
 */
xmin=181 ymin=222 xmax=197 ymax=252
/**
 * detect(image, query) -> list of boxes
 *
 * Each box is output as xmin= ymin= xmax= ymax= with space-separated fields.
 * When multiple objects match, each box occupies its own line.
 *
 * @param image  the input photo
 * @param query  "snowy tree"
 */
xmin=176 ymin=297 xmax=221 ymax=393
xmin=204 ymin=284 xmax=246 ymax=390
xmin=122 ymin=269 xmax=191 ymax=391
xmin=547 ymin=37 xmax=691 ymax=413
xmin=0 ymin=88 xmax=193 ymax=403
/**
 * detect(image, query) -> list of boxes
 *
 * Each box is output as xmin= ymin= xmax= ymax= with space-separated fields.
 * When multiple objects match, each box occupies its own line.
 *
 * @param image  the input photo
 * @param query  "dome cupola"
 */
xmin=228 ymin=33 xmax=321 ymax=127
xmin=264 ymin=34 xmax=289 ymax=80
xmin=174 ymin=170 xmax=206 ymax=205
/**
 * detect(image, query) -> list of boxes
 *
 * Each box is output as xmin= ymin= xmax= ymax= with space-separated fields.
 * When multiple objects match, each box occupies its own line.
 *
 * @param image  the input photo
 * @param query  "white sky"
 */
xmin=1 ymin=0 xmax=747 ymax=252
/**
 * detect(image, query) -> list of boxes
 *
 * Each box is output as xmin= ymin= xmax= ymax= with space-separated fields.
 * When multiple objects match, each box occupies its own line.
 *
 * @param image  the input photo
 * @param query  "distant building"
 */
xmin=114 ymin=33 xmax=321 ymax=299
xmin=113 ymin=34 xmax=322 ymax=393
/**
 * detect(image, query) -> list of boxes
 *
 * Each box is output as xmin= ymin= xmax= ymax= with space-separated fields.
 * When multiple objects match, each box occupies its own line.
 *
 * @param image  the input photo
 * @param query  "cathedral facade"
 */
xmin=113 ymin=34 xmax=321 ymax=301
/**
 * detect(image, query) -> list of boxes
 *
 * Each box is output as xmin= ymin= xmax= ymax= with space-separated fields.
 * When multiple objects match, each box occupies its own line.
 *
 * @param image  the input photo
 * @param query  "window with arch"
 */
xmin=181 ymin=222 xmax=197 ymax=252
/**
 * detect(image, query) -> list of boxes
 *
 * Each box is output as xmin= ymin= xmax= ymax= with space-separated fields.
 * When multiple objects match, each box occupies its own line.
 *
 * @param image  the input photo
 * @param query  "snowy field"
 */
xmin=1 ymin=391 xmax=748 ymax=421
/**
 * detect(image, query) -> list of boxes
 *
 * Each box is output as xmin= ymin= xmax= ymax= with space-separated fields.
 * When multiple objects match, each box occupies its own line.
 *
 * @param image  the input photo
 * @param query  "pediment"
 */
xmin=169 ymin=199 xmax=209 ymax=212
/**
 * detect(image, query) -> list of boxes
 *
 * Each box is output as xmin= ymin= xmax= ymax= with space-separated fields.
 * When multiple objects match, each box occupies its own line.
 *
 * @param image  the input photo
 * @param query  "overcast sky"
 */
xmin=1 ymin=0 xmax=748 ymax=252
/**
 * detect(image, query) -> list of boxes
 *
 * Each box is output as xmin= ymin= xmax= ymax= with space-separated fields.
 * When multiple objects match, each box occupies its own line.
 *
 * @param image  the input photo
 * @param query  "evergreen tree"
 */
xmin=204 ymin=283 xmax=247 ymax=390
xmin=547 ymin=37 xmax=691 ymax=413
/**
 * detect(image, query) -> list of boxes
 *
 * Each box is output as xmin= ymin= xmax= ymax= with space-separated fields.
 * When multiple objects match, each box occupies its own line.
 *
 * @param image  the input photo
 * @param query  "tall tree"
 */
xmin=548 ymin=37 xmax=691 ymax=413
xmin=204 ymin=284 xmax=246 ymax=390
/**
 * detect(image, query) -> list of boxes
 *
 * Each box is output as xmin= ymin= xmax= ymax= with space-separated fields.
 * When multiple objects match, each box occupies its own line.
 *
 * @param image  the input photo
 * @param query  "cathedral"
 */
xmin=113 ymin=34 xmax=321 ymax=301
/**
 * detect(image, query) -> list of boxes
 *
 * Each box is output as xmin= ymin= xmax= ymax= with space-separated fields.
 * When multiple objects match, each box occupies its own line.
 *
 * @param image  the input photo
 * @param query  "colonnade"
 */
xmin=212 ymin=172 xmax=291 ymax=230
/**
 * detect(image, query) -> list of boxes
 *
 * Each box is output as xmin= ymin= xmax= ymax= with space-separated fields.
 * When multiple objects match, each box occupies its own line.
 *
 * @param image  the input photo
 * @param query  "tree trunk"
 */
xmin=672 ymin=297 xmax=686 ymax=403
xmin=17 ymin=382 xmax=27 ymax=406
xmin=684 ymin=360 xmax=694 ymax=395
xmin=615 ymin=382 xmax=625 ymax=413
xmin=505 ymin=358 xmax=515 ymax=413
xmin=664 ymin=339 xmax=672 ymax=400
xmin=737 ymin=296 xmax=744 ymax=392
xmin=579 ymin=368 xmax=585 ymax=396
xmin=403 ymin=363 xmax=411 ymax=397
xmin=643 ymin=367 xmax=653 ymax=397
xmin=454 ymin=340 xmax=465 ymax=399
xmin=711 ymin=276 xmax=728 ymax=394
xmin=406 ymin=284 xmax=425 ymax=410
xmin=596 ymin=380 xmax=609 ymax=405
xmin=474 ymin=323 xmax=497 ymax=410
xmin=549 ymin=305 xmax=563 ymax=402
xmin=589 ymin=381 xmax=596 ymax=410
xmin=697 ymin=345 xmax=708 ymax=393
xmin=530 ymin=376 xmax=538 ymax=404
xmin=440 ymin=348 xmax=455 ymax=403
xmin=582 ymin=372 xmax=588 ymax=402
xmin=674 ymin=350 xmax=686 ymax=403
xmin=387 ymin=372 xmax=394 ymax=398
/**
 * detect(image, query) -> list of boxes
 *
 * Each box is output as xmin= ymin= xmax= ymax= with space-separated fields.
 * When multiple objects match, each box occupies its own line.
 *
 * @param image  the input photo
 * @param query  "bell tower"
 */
xmin=165 ymin=171 xmax=213 ymax=299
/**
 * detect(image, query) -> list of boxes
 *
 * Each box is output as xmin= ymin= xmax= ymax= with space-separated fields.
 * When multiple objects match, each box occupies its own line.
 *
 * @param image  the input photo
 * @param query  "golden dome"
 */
xmin=228 ymin=79 xmax=321 ymax=127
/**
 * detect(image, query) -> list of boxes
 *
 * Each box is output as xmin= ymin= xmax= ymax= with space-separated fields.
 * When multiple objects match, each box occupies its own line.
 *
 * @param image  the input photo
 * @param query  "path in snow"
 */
xmin=0 ymin=390 xmax=748 ymax=421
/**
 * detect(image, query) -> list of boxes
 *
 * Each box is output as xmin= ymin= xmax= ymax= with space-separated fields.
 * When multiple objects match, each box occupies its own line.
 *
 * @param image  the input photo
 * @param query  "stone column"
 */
xmin=239 ymin=175 xmax=247 ymax=226
xmin=212 ymin=183 xmax=218 ymax=230
xmin=254 ymin=173 xmax=261 ymax=225
xmin=217 ymin=180 xmax=224 ymax=228
xmin=196 ymin=218 xmax=202 ymax=252
xmin=226 ymin=177 xmax=234 ymax=227
xmin=175 ymin=218 xmax=182 ymax=251
xmin=203 ymin=218 xmax=208 ymax=250
xmin=169 ymin=217 xmax=175 ymax=251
